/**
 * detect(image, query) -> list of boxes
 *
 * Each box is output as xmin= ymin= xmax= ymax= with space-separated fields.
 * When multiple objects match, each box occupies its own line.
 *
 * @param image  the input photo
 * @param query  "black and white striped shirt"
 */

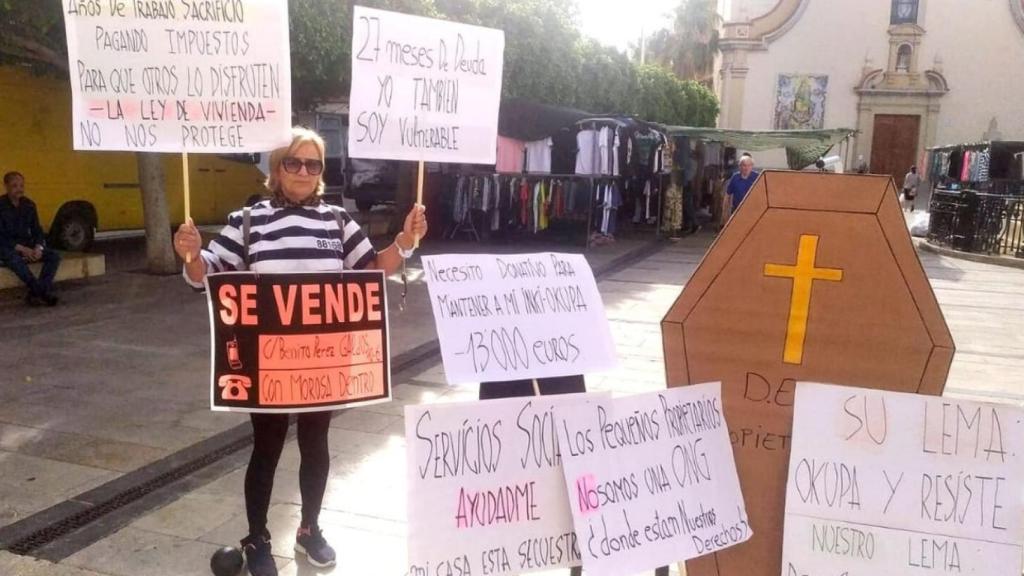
xmin=184 ymin=200 xmax=376 ymax=289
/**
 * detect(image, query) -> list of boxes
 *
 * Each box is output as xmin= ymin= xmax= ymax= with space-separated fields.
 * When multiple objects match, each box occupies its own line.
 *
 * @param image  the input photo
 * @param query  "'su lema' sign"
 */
xmin=348 ymin=6 xmax=505 ymax=164
xmin=782 ymin=383 xmax=1024 ymax=576
xmin=62 ymin=0 xmax=291 ymax=152
xmin=205 ymin=272 xmax=390 ymax=413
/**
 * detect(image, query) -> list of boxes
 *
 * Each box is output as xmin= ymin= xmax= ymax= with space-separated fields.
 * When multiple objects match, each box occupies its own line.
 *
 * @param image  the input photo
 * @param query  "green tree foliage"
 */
xmin=293 ymin=0 xmax=717 ymax=126
xmin=639 ymin=0 xmax=721 ymax=87
xmin=0 ymin=0 xmax=717 ymax=125
xmin=0 ymin=1 xmax=67 ymax=72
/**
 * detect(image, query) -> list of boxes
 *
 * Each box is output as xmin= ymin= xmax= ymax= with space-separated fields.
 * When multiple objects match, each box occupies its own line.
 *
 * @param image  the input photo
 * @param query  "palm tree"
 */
xmin=671 ymin=0 xmax=721 ymax=85
xmin=640 ymin=0 xmax=722 ymax=88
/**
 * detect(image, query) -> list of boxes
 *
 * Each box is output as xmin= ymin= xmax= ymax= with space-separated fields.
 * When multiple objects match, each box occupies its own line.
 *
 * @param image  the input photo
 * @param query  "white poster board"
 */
xmin=421 ymin=253 xmax=618 ymax=385
xmin=348 ymin=6 xmax=504 ymax=164
xmin=783 ymin=383 xmax=1024 ymax=576
xmin=555 ymin=383 xmax=752 ymax=576
xmin=62 ymin=0 xmax=291 ymax=153
xmin=405 ymin=393 xmax=602 ymax=575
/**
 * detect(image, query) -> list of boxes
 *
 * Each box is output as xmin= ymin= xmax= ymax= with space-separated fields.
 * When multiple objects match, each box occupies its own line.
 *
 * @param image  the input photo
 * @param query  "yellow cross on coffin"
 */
xmin=764 ymin=234 xmax=844 ymax=365
xmin=661 ymin=171 xmax=954 ymax=576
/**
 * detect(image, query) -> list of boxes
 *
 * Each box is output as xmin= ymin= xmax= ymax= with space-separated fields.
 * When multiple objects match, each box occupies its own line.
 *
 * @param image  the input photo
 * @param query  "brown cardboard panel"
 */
xmin=662 ymin=176 xmax=770 ymax=325
xmin=662 ymin=321 xmax=689 ymax=387
xmin=661 ymin=171 xmax=954 ymax=576
xmin=765 ymin=171 xmax=890 ymax=214
xmin=875 ymin=181 xmax=957 ymax=350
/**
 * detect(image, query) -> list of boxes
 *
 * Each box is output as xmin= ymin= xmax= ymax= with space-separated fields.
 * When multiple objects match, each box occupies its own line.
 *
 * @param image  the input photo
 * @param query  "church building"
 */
xmin=716 ymin=0 xmax=1024 ymax=179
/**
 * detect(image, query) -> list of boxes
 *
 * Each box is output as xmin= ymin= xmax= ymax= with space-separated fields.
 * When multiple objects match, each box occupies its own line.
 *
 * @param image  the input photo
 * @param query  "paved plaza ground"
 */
xmin=1 ymin=229 xmax=1022 ymax=575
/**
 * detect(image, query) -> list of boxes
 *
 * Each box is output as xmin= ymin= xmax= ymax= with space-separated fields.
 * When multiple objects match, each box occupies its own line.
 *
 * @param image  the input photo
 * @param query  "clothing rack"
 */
xmin=440 ymin=172 xmax=626 ymax=247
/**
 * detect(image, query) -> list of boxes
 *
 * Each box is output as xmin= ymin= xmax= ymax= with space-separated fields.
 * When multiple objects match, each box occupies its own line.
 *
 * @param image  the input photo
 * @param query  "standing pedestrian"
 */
xmin=174 ymin=127 xmax=427 ymax=576
xmin=725 ymin=154 xmax=760 ymax=221
xmin=901 ymin=165 xmax=921 ymax=212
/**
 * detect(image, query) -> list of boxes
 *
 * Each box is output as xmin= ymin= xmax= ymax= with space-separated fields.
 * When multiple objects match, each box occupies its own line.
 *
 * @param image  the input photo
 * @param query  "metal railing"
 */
xmin=928 ymin=189 xmax=1024 ymax=258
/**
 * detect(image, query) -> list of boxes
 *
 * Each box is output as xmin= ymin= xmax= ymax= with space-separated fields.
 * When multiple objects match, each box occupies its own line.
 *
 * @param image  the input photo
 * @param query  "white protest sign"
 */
xmin=555 ymin=383 xmax=752 ymax=576
xmin=406 ymin=393 xmax=604 ymax=576
xmin=62 ymin=0 xmax=291 ymax=153
xmin=421 ymin=253 xmax=617 ymax=385
xmin=782 ymin=383 xmax=1024 ymax=576
xmin=348 ymin=6 xmax=504 ymax=164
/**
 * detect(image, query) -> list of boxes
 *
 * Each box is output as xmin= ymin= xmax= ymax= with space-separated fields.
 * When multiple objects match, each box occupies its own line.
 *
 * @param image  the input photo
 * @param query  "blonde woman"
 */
xmin=174 ymin=127 xmax=426 ymax=576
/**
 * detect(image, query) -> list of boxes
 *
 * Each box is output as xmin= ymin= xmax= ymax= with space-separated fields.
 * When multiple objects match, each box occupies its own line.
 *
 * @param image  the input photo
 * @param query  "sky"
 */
xmin=577 ymin=0 xmax=680 ymax=53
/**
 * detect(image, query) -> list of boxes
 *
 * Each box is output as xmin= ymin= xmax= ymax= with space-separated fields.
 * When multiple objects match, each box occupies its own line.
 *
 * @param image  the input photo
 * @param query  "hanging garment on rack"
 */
xmin=632 ymin=130 xmax=660 ymax=174
xmin=703 ymin=142 xmax=723 ymax=168
xmin=643 ymin=179 xmax=653 ymax=221
xmin=596 ymin=181 xmax=623 ymax=236
xmin=551 ymin=129 xmax=578 ymax=174
xmin=496 ymin=136 xmax=526 ymax=173
xmin=540 ymin=181 xmax=550 ymax=231
xmin=598 ymin=127 xmax=620 ymax=176
xmin=520 ymin=179 xmax=530 ymax=226
xmin=576 ymin=129 xmax=600 ymax=175
xmin=978 ymin=150 xmax=991 ymax=182
xmin=961 ymin=151 xmax=972 ymax=182
xmin=525 ymin=138 xmax=553 ymax=173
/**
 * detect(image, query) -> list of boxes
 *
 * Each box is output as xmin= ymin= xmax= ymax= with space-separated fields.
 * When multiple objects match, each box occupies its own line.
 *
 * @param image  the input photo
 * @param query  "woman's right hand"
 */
xmin=174 ymin=218 xmax=202 ymax=261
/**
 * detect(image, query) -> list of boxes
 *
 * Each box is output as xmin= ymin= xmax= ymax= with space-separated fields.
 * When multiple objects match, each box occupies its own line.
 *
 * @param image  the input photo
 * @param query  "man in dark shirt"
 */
xmin=1 ymin=172 xmax=60 ymax=306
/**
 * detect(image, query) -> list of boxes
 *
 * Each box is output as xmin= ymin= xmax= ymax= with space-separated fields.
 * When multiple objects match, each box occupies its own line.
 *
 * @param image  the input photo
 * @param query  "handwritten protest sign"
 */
xmin=782 ymin=383 xmax=1024 ymax=576
xmin=62 ymin=0 xmax=291 ymax=153
xmin=205 ymin=272 xmax=390 ymax=413
xmin=555 ymin=383 xmax=752 ymax=576
xmin=405 ymin=393 xmax=606 ymax=575
xmin=348 ymin=6 xmax=505 ymax=164
xmin=421 ymin=253 xmax=617 ymax=385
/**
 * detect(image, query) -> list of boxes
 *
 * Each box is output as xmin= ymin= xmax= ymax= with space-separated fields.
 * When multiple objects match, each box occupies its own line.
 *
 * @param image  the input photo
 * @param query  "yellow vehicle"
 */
xmin=0 ymin=65 xmax=267 ymax=251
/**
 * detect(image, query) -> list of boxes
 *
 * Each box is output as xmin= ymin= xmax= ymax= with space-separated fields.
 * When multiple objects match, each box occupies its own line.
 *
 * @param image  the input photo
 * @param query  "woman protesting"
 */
xmin=174 ymin=127 xmax=426 ymax=576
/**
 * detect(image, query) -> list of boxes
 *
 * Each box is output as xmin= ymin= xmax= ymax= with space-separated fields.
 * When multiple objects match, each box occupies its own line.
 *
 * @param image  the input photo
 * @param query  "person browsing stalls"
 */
xmin=174 ymin=127 xmax=427 ymax=576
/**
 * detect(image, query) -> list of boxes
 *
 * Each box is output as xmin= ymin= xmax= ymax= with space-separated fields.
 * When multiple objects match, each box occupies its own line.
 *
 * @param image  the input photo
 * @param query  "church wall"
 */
xmin=920 ymin=0 xmax=1024 ymax=144
xmin=724 ymin=0 xmax=1024 ymax=168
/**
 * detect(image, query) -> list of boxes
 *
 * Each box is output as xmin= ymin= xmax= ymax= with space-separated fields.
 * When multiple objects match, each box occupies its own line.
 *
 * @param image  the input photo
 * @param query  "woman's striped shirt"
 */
xmin=183 ymin=200 xmax=376 ymax=289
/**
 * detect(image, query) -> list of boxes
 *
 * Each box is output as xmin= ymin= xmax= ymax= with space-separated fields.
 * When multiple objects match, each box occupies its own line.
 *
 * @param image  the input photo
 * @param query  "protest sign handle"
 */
xmin=182 ymin=153 xmax=192 ymax=264
xmin=414 ymin=160 xmax=424 ymax=249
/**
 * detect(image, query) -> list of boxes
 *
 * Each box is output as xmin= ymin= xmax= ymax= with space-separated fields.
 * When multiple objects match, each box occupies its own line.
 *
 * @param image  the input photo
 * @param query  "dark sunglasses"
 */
xmin=281 ymin=157 xmax=324 ymax=176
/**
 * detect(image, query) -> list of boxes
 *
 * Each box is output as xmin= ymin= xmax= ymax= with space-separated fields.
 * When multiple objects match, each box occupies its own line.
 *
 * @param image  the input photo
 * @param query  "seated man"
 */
xmin=0 ymin=172 xmax=60 ymax=306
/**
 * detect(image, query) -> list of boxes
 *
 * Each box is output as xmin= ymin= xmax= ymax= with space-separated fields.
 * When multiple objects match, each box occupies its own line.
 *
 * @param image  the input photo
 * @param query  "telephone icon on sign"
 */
xmin=219 ymin=375 xmax=252 ymax=401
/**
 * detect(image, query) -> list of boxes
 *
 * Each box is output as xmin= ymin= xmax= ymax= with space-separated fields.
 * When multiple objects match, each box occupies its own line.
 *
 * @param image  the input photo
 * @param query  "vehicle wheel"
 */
xmin=55 ymin=211 xmax=95 ymax=252
xmin=356 ymin=199 xmax=374 ymax=212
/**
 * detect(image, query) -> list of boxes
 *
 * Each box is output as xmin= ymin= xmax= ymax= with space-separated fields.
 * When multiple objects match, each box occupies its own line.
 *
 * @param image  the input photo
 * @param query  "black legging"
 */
xmin=245 ymin=412 xmax=332 ymax=537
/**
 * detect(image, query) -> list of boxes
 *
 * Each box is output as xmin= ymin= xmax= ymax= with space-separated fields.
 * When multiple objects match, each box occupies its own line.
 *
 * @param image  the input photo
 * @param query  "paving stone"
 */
xmin=64 ymin=527 xmax=224 ymax=576
xmin=131 ymin=492 xmax=244 ymax=541
xmin=0 ymin=551 xmax=111 ymax=576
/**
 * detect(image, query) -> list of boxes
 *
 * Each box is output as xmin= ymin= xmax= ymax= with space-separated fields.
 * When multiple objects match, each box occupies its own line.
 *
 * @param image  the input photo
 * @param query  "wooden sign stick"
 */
xmin=183 ymin=152 xmax=192 ymax=263
xmin=414 ymin=160 xmax=424 ymax=249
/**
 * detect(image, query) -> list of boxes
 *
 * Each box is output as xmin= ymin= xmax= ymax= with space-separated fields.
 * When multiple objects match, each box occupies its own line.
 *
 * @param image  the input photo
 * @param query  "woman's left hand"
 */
xmin=399 ymin=204 xmax=428 ymax=249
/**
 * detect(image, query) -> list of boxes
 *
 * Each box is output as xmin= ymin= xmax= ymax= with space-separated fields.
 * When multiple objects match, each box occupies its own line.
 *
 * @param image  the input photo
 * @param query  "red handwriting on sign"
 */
xmin=258 ymin=363 xmax=386 ymax=406
xmin=258 ymin=330 xmax=384 ymax=371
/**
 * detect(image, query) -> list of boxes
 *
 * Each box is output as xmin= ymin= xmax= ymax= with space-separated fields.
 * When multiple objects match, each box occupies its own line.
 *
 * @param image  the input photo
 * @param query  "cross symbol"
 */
xmin=764 ymin=234 xmax=843 ymax=365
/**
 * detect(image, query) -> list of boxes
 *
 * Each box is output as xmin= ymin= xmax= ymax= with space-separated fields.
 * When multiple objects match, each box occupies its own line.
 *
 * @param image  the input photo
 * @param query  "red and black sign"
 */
xmin=205 ymin=271 xmax=390 ymax=413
